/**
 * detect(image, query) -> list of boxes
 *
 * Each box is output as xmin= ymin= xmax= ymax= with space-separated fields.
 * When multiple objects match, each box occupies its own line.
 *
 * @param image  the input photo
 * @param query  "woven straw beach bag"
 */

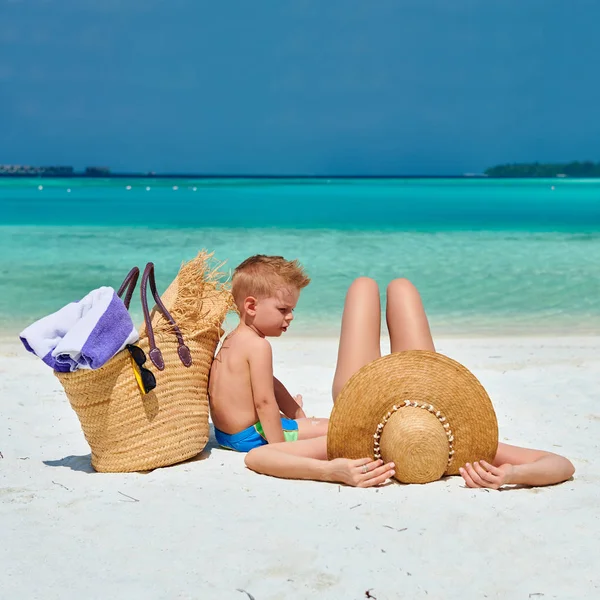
xmin=56 ymin=252 xmax=233 ymax=473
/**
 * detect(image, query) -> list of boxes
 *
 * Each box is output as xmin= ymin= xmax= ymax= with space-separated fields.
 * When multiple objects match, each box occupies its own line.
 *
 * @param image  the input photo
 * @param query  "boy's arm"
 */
xmin=273 ymin=377 xmax=306 ymax=419
xmin=248 ymin=338 xmax=285 ymax=443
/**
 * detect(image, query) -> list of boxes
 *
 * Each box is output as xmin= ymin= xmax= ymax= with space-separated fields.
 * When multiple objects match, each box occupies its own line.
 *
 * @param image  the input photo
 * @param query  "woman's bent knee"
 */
xmin=349 ymin=277 xmax=379 ymax=293
xmin=387 ymin=278 xmax=419 ymax=297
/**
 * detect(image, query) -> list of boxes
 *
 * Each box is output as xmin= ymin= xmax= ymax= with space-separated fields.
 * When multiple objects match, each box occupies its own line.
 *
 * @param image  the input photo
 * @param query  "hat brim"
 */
xmin=327 ymin=351 xmax=498 ymax=476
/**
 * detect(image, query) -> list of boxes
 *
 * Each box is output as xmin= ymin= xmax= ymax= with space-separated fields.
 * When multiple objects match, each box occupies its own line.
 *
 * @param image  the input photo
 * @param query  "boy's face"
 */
xmin=247 ymin=286 xmax=300 ymax=337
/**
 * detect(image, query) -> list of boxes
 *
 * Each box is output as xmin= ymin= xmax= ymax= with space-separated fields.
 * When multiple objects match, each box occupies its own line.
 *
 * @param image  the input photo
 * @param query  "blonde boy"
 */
xmin=209 ymin=255 xmax=329 ymax=451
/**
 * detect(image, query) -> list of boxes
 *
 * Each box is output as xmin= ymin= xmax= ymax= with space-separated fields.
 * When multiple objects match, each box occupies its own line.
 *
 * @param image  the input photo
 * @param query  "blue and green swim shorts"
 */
xmin=214 ymin=417 xmax=299 ymax=452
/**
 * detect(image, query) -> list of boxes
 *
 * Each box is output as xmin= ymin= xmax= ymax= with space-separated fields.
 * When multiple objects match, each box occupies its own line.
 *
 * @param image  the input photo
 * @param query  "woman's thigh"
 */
xmin=332 ymin=277 xmax=382 ymax=400
xmin=386 ymin=278 xmax=435 ymax=352
xmin=296 ymin=417 xmax=329 ymax=440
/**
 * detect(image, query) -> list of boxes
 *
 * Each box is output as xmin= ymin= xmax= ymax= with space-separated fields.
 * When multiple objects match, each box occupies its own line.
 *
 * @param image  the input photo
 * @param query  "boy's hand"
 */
xmin=273 ymin=378 xmax=307 ymax=420
xmin=292 ymin=394 xmax=306 ymax=418
xmin=459 ymin=460 xmax=514 ymax=490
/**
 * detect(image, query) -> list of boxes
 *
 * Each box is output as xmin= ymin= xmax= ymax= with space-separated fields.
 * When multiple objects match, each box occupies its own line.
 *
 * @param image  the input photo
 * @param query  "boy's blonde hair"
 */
xmin=232 ymin=255 xmax=310 ymax=309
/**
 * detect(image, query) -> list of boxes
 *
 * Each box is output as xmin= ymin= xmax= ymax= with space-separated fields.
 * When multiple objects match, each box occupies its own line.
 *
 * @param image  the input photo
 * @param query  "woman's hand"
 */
xmin=459 ymin=460 xmax=514 ymax=490
xmin=326 ymin=458 xmax=395 ymax=488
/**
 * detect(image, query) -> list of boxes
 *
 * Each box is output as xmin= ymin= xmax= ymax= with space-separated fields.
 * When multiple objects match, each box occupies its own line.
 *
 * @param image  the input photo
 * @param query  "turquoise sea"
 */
xmin=1 ymin=177 xmax=599 ymax=337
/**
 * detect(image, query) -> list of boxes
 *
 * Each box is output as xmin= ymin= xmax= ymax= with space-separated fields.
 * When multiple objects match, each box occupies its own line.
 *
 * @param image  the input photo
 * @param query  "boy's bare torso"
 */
xmin=209 ymin=328 xmax=262 ymax=434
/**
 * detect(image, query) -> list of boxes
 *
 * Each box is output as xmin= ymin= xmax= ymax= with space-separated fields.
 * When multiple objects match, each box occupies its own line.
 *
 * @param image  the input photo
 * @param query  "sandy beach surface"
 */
xmin=1 ymin=335 xmax=599 ymax=600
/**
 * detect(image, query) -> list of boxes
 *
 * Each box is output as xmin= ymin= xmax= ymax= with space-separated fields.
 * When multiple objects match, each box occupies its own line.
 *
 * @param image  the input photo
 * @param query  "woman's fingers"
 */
xmin=360 ymin=470 xmax=395 ymax=488
xmin=459 ymin=462 xmax=501 ymax=490
xmin=360 ymin=464 xmax=395 ymax=487
xmin=353 ymin=458 xmax=383 ymax=474
xmin=472 ymin=461 xmax=498 ymax=484
xmin=459 ymin=466 xmax=478 ymax=487
xmin=461 ymin=463 xmax=488 ymax=487
xmin=350 ymin=458 xmax=394 ymax=487
xmin=363 ymin=462 xmax=395 ymax=481
xmin=353 ymin=457 xmax=378 ymax=468
xmin=465 ymin=463 xmax=486 ymax=486
xmin=479 ymin=460 xmax=501 ymax=475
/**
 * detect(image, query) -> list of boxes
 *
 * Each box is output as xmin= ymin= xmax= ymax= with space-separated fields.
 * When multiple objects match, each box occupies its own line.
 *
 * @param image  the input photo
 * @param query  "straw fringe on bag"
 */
xmin=57 ymin=251 xmax=234 ymax=473
xmin=327 ymin=351 xmax=499 ymax=484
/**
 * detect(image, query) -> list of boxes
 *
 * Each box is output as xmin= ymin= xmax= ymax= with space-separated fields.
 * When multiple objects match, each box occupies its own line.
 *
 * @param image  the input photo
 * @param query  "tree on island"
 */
xmin=485 ymin=161 xmax=600 ymax=177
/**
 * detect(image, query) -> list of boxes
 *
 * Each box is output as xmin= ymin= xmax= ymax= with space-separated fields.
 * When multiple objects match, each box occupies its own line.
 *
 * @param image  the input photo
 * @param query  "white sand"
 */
xmin=1 ymin=335 xmax=599 ymax=599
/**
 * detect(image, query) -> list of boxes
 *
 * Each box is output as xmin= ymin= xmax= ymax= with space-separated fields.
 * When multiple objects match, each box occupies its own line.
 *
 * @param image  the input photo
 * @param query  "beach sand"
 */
xmin=1 ymin=335 xmax=599 ymax=599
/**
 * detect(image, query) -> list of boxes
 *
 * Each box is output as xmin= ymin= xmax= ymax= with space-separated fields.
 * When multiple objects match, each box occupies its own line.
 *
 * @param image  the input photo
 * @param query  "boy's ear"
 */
xmin=244 ymin=296 xmax=257 ymax=316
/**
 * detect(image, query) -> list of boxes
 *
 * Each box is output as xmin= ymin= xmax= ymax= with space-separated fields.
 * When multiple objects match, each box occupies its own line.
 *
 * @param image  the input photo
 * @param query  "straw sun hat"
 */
xmin=327 ymin=351 xmax=499 ymax=484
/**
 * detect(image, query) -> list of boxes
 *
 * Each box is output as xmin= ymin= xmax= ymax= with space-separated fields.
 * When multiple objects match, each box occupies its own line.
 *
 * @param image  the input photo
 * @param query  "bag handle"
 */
xmin=116 ymin=267 xmax=140 ymax=309
xmin=141 ymin=262 xmax=192 ymax=371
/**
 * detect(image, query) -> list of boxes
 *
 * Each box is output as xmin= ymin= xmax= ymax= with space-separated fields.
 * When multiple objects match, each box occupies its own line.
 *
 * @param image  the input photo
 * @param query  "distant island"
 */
xmin=485 ymin=161 xmax=600 ymax=178
xmin=0 ymin=165 xmax=475 ymax=179
xmin=0 ymin=165 xmax=111 ymax=177
xmin=2 ymin=162 xmax=600 ymax=179
xmin=0 ymin=164 xmax=469 ymax=179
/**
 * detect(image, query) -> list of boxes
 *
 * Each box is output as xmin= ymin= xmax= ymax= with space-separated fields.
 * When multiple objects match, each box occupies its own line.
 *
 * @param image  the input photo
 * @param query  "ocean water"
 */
xmin=1 ymin=177 xmax=600 ymax=337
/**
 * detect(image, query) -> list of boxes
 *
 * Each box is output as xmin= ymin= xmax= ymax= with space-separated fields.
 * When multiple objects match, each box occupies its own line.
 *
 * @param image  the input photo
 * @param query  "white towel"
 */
xmin=20 ymin=286 xmax=139 ymax=372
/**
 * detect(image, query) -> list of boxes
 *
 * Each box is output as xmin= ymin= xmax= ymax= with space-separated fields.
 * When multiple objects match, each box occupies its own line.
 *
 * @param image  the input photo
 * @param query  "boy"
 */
xmin=208 ymin=255 xmax=329 ymax=452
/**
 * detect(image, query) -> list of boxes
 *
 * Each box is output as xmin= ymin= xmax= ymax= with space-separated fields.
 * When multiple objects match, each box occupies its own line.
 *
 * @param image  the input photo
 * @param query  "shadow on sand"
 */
xmin=43 ymin=454 xmax=95 ymax=473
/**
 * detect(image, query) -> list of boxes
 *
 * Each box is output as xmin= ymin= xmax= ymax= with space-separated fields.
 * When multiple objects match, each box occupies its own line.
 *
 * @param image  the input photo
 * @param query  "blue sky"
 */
xmin=1 ymin=0 xmax=599 ymax=175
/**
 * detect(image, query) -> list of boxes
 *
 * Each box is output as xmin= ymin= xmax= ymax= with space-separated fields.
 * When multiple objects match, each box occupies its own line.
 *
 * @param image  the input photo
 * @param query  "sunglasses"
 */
xmin=126 ymin=344 xmax=157 ymax=395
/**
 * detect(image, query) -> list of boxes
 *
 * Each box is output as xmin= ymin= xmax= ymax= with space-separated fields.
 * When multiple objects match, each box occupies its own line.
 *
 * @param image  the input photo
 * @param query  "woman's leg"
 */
xmin=296 ymin=417 xmax=329 ymax=439
xmin=386 ymin=278 xmax=435 ymax=352
xmin=332 ymin=277 xmax=382 ymax=400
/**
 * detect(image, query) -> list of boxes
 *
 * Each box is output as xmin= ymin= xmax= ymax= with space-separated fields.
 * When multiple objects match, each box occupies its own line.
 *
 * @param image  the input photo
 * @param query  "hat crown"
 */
xmin=380 ymin=409 xmax=449 ymax=484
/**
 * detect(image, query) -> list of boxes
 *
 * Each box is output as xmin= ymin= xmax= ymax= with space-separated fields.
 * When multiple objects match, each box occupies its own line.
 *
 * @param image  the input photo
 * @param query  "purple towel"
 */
xmin=20 ymin=287 xmax=139 ymax=371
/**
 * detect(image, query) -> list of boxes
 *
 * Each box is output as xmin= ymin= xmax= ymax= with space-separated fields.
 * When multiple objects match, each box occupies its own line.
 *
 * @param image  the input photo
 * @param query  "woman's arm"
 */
xmin=244 ymin=437 xmax=395 ymax=487
xmin=460 ymin=442 xmax=575 ymax=489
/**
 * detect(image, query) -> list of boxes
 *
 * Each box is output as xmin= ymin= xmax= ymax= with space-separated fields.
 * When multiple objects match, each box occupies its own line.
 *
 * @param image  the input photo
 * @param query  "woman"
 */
xmin=245 ymin=277 xmax=575 ymax=489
